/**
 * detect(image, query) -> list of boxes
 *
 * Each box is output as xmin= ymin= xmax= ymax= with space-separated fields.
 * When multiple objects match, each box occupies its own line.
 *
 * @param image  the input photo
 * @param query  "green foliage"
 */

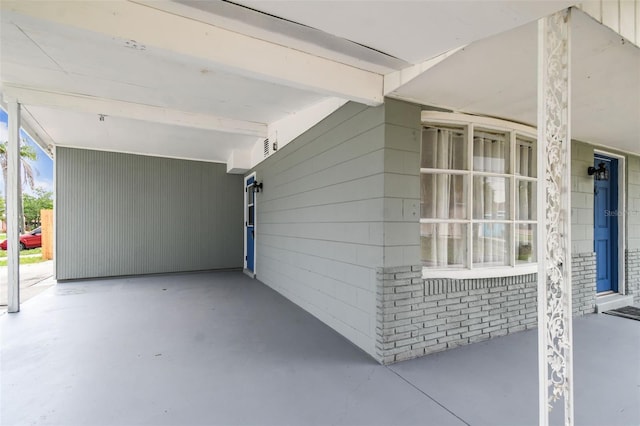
xmin=23 ymin=187 xmax=53 ymax=228
xmin=0 ymin=139 xmax=38 ymax=191
xmin=0 ymin=196 xmax=4 ymax=221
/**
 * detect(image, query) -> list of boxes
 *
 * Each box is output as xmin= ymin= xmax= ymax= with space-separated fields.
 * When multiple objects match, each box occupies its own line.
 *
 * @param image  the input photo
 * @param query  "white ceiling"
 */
xmin=235 ymin=0 xmax=574 ymax=63
xmin=1 ymin=0 xmax=637 ymax=164
xmin=388 ymin=8 xmax=640 ymax=153
xmin=26 ymin=105 xmax=257 ymax=163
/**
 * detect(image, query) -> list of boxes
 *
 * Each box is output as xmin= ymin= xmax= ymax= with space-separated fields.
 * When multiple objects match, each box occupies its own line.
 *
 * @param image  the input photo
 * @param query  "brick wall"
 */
xmin=572 ymin=252 xmax=596 ymax=316
xmin=376 ymin=266 xmax=538 ymax=364
xmin=377 ymin=261 xmax=597 ymax=364
xmin=625 ymin=249 xmax=640 ymax=304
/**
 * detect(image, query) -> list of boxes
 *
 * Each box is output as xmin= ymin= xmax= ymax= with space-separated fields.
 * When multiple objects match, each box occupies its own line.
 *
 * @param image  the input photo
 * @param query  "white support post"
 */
xmin=537 ymin=8 xmax=574 ymax=426
xmin=6 ymin=100 xmax=21 ymax=313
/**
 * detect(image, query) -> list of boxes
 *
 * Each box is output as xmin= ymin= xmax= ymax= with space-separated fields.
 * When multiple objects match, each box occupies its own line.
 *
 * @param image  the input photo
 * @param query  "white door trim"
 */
xmin=243 ymin=172 xmax=257 ymax=278
xmin=594 ymin=149 xmax=625 ymax=296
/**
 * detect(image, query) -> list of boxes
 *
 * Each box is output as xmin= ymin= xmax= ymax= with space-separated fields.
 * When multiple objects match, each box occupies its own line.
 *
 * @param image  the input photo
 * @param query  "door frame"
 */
xmin=594 ymin=149 xmax=625 ymax=295
xmin=244 ymin=172 xmax=257 ymax=278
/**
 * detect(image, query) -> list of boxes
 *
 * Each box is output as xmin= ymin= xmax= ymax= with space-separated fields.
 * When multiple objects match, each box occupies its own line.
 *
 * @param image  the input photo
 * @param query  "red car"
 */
xmin=0 ymin=227 xmax=42 ymax=250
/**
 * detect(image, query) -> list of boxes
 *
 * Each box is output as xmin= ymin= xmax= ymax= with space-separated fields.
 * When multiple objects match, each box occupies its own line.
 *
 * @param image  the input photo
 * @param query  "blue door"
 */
xmin=594 ymin=156 xmax=618 ymax=293
xmin=245 ymin=176 xmax=255 ymax=272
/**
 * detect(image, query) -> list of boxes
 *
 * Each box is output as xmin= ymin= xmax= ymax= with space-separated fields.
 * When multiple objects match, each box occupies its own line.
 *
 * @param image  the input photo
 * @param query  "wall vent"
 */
xmin=263 ymin=138 xmax=270 ymax=158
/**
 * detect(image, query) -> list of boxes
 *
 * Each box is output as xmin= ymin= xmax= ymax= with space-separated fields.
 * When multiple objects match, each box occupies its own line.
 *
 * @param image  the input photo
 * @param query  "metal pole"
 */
xmin=537 ymin=8 xmax=574 ymax=425
xmin=7 ymin=100 xmax=21 ymax=313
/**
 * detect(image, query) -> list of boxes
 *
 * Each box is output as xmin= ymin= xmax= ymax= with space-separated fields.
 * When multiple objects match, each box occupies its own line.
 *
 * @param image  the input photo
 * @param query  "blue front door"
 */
xmin=246 ymin=176 xmax=255 ymax=272
xmin=594 ymin=156 xmax=618 ymax=293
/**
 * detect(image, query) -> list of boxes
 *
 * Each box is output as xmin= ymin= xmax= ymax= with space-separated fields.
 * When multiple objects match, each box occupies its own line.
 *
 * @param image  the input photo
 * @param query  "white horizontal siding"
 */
xmin=252 ymin=99 xmax=422 ymax=358
xmin=253 ymin=103 xmax=385 ymax=356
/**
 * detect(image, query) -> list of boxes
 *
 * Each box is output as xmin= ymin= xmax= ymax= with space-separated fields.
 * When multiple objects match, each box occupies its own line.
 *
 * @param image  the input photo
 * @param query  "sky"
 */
xmin=0 ymin=108 xmax=54 ymax=196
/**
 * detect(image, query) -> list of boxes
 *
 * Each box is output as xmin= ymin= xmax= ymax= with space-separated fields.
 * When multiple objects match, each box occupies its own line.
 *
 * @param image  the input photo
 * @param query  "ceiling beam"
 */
xmin=2 ymin=84 xmax=268 ymax=137
xmin=384 ymin=46 xmax=466 ymax=97
xmin=2 ymin=0 xmax=384 ymax=106
xmin=0 ymin=95 xmax=55 ymax=158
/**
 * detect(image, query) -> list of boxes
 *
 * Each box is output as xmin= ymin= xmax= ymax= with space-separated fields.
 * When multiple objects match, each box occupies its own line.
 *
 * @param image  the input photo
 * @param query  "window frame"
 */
xmin=420 ymin=111 xmax=538 ymax=276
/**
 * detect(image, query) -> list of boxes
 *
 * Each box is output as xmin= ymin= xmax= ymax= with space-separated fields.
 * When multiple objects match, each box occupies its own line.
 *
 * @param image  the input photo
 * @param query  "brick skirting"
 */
xmin=626 ymin=249 xmax=640 ymax=304
xmin=376 ymin=254 xmax=597 ymax=364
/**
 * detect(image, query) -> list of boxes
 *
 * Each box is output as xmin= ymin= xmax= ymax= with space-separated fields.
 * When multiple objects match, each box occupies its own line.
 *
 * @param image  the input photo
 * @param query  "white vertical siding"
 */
xmin=56 ymin=148 xmax=243 ymax=280
xmin=579 ymin=0 xmax=640 ymax=46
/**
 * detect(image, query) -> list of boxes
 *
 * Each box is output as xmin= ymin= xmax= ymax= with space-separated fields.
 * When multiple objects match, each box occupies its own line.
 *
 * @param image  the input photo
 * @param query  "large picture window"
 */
xmin=420 ymin=113 xmax=537 ymax=271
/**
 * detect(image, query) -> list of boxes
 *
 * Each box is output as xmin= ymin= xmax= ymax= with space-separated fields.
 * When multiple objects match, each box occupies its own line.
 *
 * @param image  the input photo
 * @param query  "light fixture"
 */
xmin=99 ymin=114 xmax=106 ymax=122
xmin=588 ymin=162 xmax=609 ymax=181
xmin=253 ymin=182 xmax=263 ymax=193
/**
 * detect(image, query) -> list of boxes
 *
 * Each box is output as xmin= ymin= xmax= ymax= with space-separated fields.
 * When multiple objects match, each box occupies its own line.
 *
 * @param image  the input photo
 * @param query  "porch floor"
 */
xmin=1 ymin=271 xmax=638 ymax=426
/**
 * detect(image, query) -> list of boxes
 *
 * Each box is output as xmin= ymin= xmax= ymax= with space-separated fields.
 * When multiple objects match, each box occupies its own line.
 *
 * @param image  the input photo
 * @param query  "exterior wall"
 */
xmin=625 ymin=250 xmax=640 ymax=304
xmin=250 ymin=98 xmax=639 ymax=364
xmin=627 ymin=155 xmax=640 ymax=250
xmin=626 ymin=155 xmax=640 ymax=303
xmin=574 ymin=143 xmax=640 ymax=304
xmin=377 ymin=267 xmax=537 ymax=364
xmin=571 ymin=141 xmax=597 ymax=314
xmin=375 ymin=135 xmax=604 ymax=364
xmin=56 ymin=147 xmax=243 ymax=280
xmin=381 ymin=100 xmax=422 ymax=268
xmin=250 ymin=99 xmax=421 ymax=357
xmin=572 ymin=252 xmax=597 ymax=315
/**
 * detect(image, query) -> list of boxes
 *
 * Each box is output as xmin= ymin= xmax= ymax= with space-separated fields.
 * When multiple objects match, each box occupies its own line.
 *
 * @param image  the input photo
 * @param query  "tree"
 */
xmin=0 ymin=139 xmax=37 ymax=232
xmin=23 ymin=187 xmax=53 ymax=229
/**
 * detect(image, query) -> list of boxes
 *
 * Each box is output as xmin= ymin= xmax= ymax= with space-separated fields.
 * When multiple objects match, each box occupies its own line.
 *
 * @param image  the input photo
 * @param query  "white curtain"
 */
xmin=422 ymin=128 xmax=464 ymax=267
xmin=516 ymin=142 xmax=535 ymax=262
xmin=518 ymin=143 xmax=532 ymax=220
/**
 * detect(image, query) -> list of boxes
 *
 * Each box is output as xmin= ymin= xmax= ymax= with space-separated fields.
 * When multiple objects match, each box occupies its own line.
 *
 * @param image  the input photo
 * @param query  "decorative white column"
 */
xmin=7 ymin=100 xmax=21 ymax=313
xmin=537 ymin=8 xmax=573 ymax=426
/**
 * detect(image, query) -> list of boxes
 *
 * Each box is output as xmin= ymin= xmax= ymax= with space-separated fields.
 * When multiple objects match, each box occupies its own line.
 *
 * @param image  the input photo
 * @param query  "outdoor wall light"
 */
xmin=254 ymin=182 xmax=263 ymax=193
xmin=588 ymin=162 xmax=609 ymax=181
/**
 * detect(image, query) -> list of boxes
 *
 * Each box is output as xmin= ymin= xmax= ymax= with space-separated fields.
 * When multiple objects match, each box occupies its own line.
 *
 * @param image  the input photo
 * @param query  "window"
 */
xmin=420 ymin=113 xmax=537 ymax=270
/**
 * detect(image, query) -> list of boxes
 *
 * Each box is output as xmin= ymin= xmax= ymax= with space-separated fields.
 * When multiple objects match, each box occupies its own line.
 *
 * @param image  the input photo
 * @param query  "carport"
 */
xmin=1 ymin=2 xmax=639 ymax=425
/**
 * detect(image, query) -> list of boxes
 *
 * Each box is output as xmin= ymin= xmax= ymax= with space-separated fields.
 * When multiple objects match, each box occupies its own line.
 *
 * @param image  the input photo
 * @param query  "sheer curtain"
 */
xmin=473 ymin=134 xmax=508 ymax=265
xmin=421 ymin=128 xmax=465 ymax=267
xmin=516 ymin=140 xmax=535 ymax=262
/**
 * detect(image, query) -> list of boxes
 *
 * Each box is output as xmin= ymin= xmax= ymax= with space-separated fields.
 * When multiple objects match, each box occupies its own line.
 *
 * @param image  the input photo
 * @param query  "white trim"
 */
xmin=421 ymin=111 xmax=537 ymax=137
xmin=53 ymin=145 xmax=57 ymax=280
xmin=421 ymin=112 xmax=538 ymax=271
xmin=264 ymin=98 xmax=348 ymax=162
xmin=6 ymin=100 xmax=21 ymax=313
xmin=384 ymin=46 xmax=466 ymax=95
xmin=0 ymin=101 xmax=54 ymax=158
xmin=3 ymin=84 xmax=268 ymax=138
xmin=243 ymin=172 xmax=257 ymax=277
xmin=593 ymin=149 xmax=626 ymax=296
xmin=422 ymin=264 xmax=537 ymax=279
xmin=54 ymin=144 xmax=227 ymax=165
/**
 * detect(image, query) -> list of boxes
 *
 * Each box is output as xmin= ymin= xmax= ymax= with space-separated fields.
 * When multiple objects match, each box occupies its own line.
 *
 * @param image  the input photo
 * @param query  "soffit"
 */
xmin=389 ymin=9 xmax=640 ymax=154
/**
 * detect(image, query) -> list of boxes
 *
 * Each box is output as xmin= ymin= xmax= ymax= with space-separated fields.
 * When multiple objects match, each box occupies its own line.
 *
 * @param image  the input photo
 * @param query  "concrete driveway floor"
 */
xmin=1 ymin=271 xmax=638 ymax=426
xmin=0 ymin=260 xmax=54 ymax=311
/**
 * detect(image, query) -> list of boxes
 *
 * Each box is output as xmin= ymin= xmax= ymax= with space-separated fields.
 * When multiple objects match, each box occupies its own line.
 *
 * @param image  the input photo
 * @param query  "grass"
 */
xmin=0 ymin=246 xmax=47 ymax=267
xmin=0 ymin=247 xmax=42 ymax=256
xmin=0 ymin=256 xmax=48 ymax=267
xmin=23 ymin=247 xmax=42 ymax=255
